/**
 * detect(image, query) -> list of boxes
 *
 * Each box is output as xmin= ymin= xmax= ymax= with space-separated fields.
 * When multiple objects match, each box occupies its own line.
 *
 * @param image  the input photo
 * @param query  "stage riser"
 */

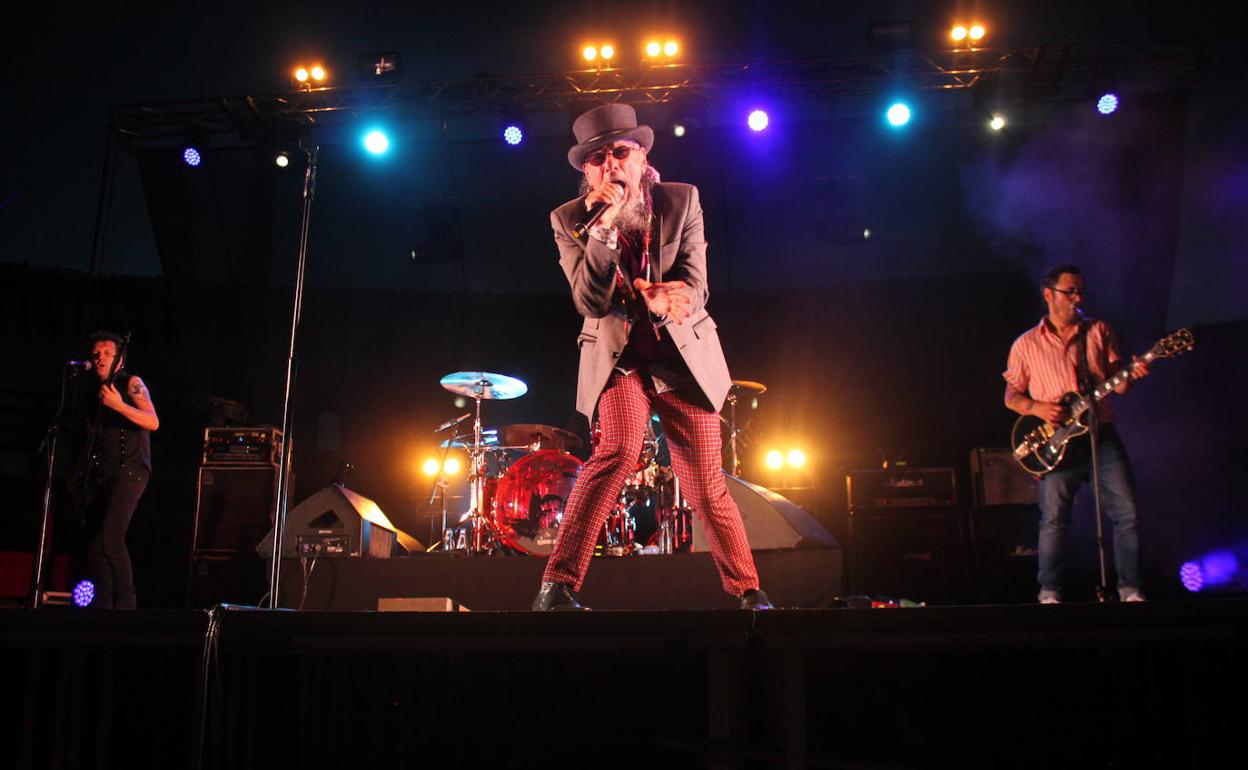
xmin=272 ymin=548 xmax=842 ymax=611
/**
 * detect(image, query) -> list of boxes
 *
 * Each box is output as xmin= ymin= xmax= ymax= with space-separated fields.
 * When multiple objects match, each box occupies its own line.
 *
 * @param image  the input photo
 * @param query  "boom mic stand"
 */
xmin=267 ymin=140 xmax=318 ymax=609
xmin=29 ymin=366 xmax=77 ymax=607
xmin=1078 ymin=327 xmax=1112 ymax=603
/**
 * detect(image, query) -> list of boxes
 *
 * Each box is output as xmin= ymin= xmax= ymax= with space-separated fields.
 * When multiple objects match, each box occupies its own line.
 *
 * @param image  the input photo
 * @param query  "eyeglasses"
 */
xmin=1049 ymin=287 xmax=1087 ymax=298
xmin=584 ymin=144 xmax=637 ymax=166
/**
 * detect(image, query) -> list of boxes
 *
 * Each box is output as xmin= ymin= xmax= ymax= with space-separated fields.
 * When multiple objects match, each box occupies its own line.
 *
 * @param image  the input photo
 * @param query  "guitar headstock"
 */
xmin=1151 ymin=328 xmax=1195 ymax=359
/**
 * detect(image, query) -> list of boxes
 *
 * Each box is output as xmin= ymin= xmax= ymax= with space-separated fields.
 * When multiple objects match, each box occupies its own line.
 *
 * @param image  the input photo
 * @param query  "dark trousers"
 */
xmin=84 ymin=466 xmax=149 ymax=609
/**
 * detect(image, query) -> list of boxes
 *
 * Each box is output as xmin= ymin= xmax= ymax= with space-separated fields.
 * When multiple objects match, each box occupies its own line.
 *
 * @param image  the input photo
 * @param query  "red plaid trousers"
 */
xmin=542 ymin=370 xmax=760 ymax=596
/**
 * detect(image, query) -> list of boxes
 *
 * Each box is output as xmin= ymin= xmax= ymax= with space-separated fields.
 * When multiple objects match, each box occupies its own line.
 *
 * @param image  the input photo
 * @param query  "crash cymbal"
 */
xmin=730 ymin=379 xmax=767 ymax=395
xmin=501 ymin=423 xmax=584 ymax=453
xmin=439 ymin=371 xmax=529 ymax=400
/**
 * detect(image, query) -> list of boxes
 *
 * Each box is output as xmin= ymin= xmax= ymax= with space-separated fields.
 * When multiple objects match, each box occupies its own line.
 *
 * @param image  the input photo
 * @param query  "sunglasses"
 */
xmin=584 ymin=145 xmax=638 ymax=166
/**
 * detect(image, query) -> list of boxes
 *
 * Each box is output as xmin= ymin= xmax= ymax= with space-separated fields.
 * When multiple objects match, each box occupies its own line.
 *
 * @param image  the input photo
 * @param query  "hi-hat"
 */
xmin=440 ymin=371 xmax=528 ymax=400
xmin=501 ymin=423 xmax=584 ymax=453
xmin=730 ymin=379 xmax=767 ymax=395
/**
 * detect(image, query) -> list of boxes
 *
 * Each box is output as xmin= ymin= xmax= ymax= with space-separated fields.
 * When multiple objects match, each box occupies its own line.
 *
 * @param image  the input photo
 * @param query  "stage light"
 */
xmin=310 ymin=65 xmax=327 ymax=83
xmin=747 ymin=109 xmax=769 ymax=132
xmin=1180 ymin=547 xmax=1247 ymax=592
xmin=582 ymin=45 xmax=598 ymax=62
xmin=1097 ymin=93 xmax=1119 ymax=115
xmin=886 ymin=102 xmax=912 ymax=127
xmin=969 ymin=24 xmax=986 ymax=41
xmin=863 ymin=228 xmax=872 ymax=240
xmin=294 ymin=67 xmax=310 ymax=83
xmin=646 ymin=40 xmax=662 ymax=58
xmin=274 ymin=151 xmax=290 ymax=168
xmin=950 ymin=25 xmax=968 ymax=42
xmin=363 ymin=129 xmax=390 ymax=155
xmin=989 ymin=114 xmax=1007 ymax=131
xmin=672 ymin=123 xmax=687 ymax=138
xmin=787 ymin=449 xmax=807 ymax=468
xmin=764 ymin=450 xmax=785 ymax=470
xmin=72 ymin=580 xmax=95 ymax=607
xmin=422 ymin=459 xmax=441 ymax=476
xmin=600 ymin=44 xmax=615 ymax=61
xmin=663 ymin=40 xmax=679 ymax=57
xmin=443 ymin=458 xmax=462 ymax=476
xmin=1179 ymin=561 xmax=1204 ymax=592
xmin=182 ymin=147 xmax=202 ymax=167
xmin=502 ymin=125 xmax=524 ymax=145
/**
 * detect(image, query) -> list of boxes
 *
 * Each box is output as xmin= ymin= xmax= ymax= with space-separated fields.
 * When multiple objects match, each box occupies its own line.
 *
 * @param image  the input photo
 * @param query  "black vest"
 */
xmin=82 ymin=371 xmax=153 ymax=478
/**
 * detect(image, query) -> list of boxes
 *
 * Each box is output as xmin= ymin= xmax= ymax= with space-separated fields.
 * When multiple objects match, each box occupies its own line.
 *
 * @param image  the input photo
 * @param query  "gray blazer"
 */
xmin=551 ymin=182 xmax=733 ymax=419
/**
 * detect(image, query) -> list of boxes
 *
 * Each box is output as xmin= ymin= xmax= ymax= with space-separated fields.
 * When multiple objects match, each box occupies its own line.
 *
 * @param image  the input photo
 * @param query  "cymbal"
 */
xmin=501 ymin=423 xmax=584 ymax=453
xmin=440 ymin=371 xmax=528 ymax=400
xmin=440 ymin=430 xmax=498 ymax=449
xmin=730 ymin=379 xmax=767 ymax=395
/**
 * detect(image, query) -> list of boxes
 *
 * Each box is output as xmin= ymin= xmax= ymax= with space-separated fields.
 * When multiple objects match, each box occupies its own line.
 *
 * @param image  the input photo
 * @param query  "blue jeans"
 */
xmin=1036 ymin=425 xmax=1141 ymax=594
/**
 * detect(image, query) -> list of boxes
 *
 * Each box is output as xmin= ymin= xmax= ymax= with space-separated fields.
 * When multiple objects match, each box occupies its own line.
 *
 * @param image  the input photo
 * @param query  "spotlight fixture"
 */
xmin=645 ymin=40 xmax=662 ymax=58
xmin=502 ymin=125 xmax=524 ymax=146
xmin=886 ymin=102 xmax=912 ymax=127
xmin=644 ymin=39 xmax=680 ymax=60
xmin=989 ymin=114 xmax=1007 ymax=131
xmin=72 ymin=580 xmax=95 ymax=608
xmin=968 ymin=24 xmax=986 ymax=41
xmin=310 ymin=65 xmax=327 ymax=82
xmin=672 ymin=123 xmax=687 ymax=138
xmin=293 ymin=63 xmax=328 ymax=88
xmin=362 ymin=129 xmax=390 ymax=155
xmin=359 ymin=51 xmax=403 ymax=79
xmin=1097 ymin=93 xmax=1120 ymax=115
xmin=182 ymin=126 xmax=209 ymax=168
xmin=950 ymin=25 xmax=968 ymax=42
xmin=663 ymin=40 xmax=679 ymax=57
xmin=747 ymin=109 xmax=770 ymax=132
xmin=294 ymin=67 xmax=310 ymax=84
xmin=582 ymin=45 xmax=598 ymax=62
xmin=581 ymin=43 xmax=615 ymax=64
xmin=274 ymin=151 xmax=291 ymax=168
xmin=600 ymin=44 xmax=615 ymax=61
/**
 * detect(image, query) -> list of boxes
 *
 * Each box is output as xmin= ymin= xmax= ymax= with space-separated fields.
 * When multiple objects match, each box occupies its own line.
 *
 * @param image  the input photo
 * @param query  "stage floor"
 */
xmin=4 ymin=598 xmax=1245 ymax=769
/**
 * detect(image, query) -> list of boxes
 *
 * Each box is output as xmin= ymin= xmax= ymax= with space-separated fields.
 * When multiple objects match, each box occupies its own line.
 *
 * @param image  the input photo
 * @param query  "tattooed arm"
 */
xmin=100 ymin=375 xmax=160 ymax=431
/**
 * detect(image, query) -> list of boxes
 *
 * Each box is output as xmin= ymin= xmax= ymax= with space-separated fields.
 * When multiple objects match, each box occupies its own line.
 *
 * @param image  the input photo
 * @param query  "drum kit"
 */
xmin=429 ymin=370 xmax=770 ymax=558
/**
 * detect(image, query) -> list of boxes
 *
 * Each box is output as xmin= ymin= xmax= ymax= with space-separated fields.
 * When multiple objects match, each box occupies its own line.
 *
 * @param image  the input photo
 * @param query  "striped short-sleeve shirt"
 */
xmin=1003 ymin=317 xmax=1122 ymax=423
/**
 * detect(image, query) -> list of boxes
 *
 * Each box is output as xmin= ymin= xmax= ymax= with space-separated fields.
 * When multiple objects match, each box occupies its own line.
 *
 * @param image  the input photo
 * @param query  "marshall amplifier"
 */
xmin=846 ymin=467 xmax=957 ymax=510
xmin=203 ymin=427 xmax=283 ymax=466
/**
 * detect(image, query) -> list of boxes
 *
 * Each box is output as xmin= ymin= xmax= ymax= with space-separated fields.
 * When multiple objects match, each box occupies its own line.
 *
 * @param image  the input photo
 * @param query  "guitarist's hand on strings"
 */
xmin=1033 ymin=401 xmax=1069 ymax=425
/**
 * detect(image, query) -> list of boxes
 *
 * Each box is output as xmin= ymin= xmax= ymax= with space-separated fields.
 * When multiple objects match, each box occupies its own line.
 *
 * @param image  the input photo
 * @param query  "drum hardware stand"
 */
xmin=725 ymin=390 xmax=741 ymax=476
xmin=426 ymin=445 xmax=453 ymax=552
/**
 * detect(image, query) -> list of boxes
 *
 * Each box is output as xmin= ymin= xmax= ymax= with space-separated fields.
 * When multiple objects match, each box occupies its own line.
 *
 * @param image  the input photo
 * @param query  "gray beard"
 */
xmin=613 ymin=196 xmax=649 ymax=238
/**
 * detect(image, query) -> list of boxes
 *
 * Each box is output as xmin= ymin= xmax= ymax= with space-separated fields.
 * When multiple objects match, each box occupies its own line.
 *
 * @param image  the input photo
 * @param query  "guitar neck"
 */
xmin=1074 ymin=349 xmax=1157 ymax=412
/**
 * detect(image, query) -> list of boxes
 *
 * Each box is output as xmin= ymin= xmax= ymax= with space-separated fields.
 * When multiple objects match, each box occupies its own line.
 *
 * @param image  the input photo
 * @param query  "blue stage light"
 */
xmin=1180 ymin=548 xmax=1244 ymax=593
xmin=72 ymin=580 xmax=95 ymax=607
xmin=182 ymin=147 xmax=202 ymax=167
xmin=1097 ymin=93 xmax=1119 ymax=115
xmin=886 ymin=102 xmax=912 ymax=127
xmin=363 ymin=130 xmax=391 ymax=155
xmin=502 ymin=125 xmax=524 ymax=146
xmin=747 ymin=109 xmax=769 ymax=132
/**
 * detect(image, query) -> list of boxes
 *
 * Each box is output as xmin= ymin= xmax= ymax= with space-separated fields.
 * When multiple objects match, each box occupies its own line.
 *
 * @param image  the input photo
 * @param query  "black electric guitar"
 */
xmin=1010 ymin=329 xmax=1194 ymax=477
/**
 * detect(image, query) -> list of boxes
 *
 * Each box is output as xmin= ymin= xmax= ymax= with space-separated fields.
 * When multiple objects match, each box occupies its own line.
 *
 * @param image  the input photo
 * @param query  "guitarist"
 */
xmin=74 ymin=331 xmax=159 ymax=609
xmin=1002 ymin=265 xmax=1148 ymax=604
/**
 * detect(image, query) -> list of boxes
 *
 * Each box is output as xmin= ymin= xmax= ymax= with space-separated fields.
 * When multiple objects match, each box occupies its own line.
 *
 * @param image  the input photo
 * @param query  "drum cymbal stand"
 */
xmin=464 ymin=384 xmax=501 ymax=554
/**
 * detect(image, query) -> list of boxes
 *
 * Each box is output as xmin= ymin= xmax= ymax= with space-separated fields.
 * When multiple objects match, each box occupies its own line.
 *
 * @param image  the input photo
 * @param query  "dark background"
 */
xmin=2 ymin=1 xmax=1245 ymax=605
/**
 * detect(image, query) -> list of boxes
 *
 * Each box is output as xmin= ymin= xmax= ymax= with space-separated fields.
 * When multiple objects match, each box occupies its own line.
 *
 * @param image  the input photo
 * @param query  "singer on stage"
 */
xmin=74 ymin=331 xmax=159 ymax=609
xmin=532 ymin=103 xmax=771 ymax=611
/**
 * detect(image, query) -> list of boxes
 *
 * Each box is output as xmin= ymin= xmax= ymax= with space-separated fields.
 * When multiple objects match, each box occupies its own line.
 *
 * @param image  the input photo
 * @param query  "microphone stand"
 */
xmin=1078 ymin=325 xmax=1111 ymax=602
xmin=29 ymin=367 xmax=76 ymax=607
xmin=267 ymin=140 xmax=318 ymax=609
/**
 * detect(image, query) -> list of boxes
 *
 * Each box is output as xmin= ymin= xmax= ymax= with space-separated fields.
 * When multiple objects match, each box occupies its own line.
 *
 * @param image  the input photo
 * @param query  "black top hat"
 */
xmin=567 ymin=103 xmax=654 ymax=170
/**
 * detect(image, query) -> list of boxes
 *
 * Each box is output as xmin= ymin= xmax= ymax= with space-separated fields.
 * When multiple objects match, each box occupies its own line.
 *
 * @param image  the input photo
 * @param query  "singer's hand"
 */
xmin=99 ymin=384 xmax=125 ymax=411
xmin=585 ymin=179 xmax=626 ymax=229
xmin=633 ymin=278 xmax=691 ymax=323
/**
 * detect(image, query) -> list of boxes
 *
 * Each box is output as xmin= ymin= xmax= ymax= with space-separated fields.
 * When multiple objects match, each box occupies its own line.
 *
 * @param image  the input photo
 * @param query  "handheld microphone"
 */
xmin=434 ymin=413 xmax=471 ymax=433
xmin=572 ymin=180 xmax=626 ymax=239
xmin=66 ymin=360 xmax=94 ymax=371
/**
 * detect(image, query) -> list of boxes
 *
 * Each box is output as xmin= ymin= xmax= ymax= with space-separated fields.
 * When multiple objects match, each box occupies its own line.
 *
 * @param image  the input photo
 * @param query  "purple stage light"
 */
xmin=747 ymin=109 xmax=769 ymax=132
xmin=1201 ymin=550 xmax=1239 ymax=585
xmin=1179 ymin=561 xmax=1204 ymax=593
xmin=502 ymin=125 xmax=524 ymax=146
xmin=182 ymin=147 xmax=202 ymax=167
xmin=1096 ymin=93 xmax=1119 ymax=115
xmin=72 ymin=580 xmax=95 ymax=607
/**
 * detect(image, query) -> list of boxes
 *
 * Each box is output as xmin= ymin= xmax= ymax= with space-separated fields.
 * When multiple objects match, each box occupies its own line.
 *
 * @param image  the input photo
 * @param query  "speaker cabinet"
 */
xmin=256 ymin=484 xmax=421 ymax=559
xmin=848 ymin=507 xmax=970 ymax=605
xmin=970 ymin=448 xmax=1037 ymax=507
xmin=969 ymin=504 xmax=1040 ymax=604
xmin=192 ymin=465 xmax=280 ymax=554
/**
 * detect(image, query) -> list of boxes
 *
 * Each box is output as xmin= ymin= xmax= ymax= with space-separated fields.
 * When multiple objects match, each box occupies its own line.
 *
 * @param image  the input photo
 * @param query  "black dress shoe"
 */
xmin=739 ymin=588 xmax=774 ymax=610
xmin=532 ymin=582 xmax=591 ymax=611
